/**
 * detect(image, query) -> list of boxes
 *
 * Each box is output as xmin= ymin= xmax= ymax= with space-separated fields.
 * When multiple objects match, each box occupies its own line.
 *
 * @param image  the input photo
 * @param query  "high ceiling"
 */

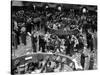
xmin=11 ymin=1 xmax=97 ymax=11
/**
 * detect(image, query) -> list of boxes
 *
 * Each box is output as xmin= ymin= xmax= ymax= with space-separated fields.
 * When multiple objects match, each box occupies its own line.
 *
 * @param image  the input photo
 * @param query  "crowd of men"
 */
xmin=11 ymin=2 xmax=97 ymax=74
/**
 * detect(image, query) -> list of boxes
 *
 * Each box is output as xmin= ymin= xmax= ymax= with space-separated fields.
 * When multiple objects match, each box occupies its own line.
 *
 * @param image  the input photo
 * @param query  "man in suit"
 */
xmin=64 ymin=35 xmax=71 ymax=55
xmin=31 ymin=31 xmax=37 ymax=52
xmin=39 ymin=35 xmax=46 ymax=52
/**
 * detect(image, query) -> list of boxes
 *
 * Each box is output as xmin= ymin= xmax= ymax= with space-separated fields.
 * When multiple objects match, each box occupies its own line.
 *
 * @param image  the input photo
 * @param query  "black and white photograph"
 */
xmin=11 ymin=0 xmax=97 ymax=74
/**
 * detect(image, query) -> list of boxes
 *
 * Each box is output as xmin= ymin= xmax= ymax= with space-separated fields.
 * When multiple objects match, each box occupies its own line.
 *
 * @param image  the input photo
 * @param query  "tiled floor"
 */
xmin=12 ymin=36 xmax=32 ymax=59
xmin=12 ymin=36 xmax=97 ymax=70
